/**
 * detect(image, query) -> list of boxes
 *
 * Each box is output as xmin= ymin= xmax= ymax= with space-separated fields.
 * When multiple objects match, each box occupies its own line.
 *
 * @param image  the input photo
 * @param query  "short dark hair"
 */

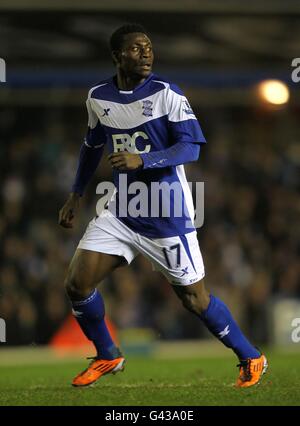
xmin=109 ymin=23 xmax=148 ymax=52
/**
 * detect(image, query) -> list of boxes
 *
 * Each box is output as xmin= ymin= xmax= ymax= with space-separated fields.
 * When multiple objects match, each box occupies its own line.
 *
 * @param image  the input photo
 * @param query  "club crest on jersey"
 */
xmin=142 ymin=100 xmax=153 ymax=117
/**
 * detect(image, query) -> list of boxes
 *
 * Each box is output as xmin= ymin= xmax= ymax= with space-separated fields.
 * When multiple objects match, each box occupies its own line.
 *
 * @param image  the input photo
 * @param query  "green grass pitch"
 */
xmin=0 ymin=351 xmax=299 ymax=406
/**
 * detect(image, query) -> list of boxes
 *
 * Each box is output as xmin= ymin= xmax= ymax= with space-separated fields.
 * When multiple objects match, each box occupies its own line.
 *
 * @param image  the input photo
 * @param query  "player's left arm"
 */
xmin=108 ymin=141 xmax=200 ymax=171
xmin=140 ymin=85 xmax=206 ymax=169
xmin=140 ymin=141 xmax=200 ymax=169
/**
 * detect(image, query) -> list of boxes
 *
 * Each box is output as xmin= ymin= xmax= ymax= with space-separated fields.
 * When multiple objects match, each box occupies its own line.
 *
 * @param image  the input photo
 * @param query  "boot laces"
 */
xmin=78 ymin=356 xmax=102 ymax=373
xmin=237 ymin=359 xmax=252 ymax=382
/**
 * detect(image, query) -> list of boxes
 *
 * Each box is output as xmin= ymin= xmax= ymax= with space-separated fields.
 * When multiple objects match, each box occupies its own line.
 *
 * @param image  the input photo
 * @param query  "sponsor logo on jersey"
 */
xmin=112 ymin=131 xmax=151 ymax=154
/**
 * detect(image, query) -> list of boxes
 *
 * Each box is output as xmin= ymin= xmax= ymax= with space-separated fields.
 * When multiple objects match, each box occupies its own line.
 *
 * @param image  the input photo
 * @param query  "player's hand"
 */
xmin=108 ymin=152 xmax=143 ymax=171
xmin=58 ymin=193 xmax=80 ymax=228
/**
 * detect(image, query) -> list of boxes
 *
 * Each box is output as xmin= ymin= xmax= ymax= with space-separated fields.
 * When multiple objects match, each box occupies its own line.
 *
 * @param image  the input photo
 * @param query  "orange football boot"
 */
xmin=72 ymin=356 xmax=125 ymax=387
xmin=235 ymin=354 xmax=268 ymax=388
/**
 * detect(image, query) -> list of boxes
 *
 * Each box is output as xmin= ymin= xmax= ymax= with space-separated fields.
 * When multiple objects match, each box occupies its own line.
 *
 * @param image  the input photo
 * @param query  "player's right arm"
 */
xmin=59 ymin=92 xmax=106 ymax=228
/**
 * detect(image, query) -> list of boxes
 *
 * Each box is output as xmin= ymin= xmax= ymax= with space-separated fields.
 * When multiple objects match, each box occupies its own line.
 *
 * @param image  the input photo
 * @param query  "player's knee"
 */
xmin=64 ymin=273 xmax=88 ymax=300
xmin=181 ymin=294 xmax=201 ymax=315
xmin=180 ymin=288 xmax=210 ymax=315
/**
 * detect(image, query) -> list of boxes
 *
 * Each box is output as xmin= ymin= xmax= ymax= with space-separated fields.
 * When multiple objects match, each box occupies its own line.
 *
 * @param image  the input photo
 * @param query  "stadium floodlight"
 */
xmin=258 ymin=79 xmax=290 ymax=105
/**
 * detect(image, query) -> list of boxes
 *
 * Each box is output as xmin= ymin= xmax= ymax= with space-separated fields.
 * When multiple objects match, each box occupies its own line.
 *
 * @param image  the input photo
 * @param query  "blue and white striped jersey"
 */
xmin=85 ymin=73 xmax=206 ymax=238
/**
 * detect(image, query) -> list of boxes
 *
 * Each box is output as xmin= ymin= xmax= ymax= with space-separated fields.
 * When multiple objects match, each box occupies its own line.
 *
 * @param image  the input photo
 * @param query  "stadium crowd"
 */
xmin=0 ymin=101 xmax=299 ymax=346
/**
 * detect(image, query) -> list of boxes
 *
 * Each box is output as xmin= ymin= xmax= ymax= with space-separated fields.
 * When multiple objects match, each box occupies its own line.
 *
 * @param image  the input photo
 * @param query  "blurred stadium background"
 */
xmin=0 ymin=0 xmax=300 ymax=358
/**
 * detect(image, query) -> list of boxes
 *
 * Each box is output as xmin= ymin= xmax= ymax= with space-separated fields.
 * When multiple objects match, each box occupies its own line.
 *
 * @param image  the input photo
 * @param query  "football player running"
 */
xmin=59 ymin=24 xmax=267 ymax=388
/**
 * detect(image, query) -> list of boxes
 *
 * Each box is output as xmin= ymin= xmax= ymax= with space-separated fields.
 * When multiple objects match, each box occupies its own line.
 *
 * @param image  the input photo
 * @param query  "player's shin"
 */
xmin=70 ymin=289 xmax=120 ymax=360
xmin=199 ymin=295 xmax=260 ymax=360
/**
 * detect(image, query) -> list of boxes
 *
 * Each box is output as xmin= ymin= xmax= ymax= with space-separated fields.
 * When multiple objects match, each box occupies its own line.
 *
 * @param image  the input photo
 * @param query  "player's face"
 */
xmin=118 ymin=33 xmax=154 ymax=78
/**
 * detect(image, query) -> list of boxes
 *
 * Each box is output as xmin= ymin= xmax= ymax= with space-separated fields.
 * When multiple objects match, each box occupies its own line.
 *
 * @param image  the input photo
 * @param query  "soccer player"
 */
xmin=59 ymin=23 xmax=268 ymax=388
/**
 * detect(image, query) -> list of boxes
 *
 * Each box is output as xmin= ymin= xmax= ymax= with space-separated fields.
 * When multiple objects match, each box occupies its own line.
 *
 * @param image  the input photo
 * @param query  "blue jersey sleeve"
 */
xmin=71 ymin=93 xmax=107 ymax=195
xmin=85 ymin=94 xmax=107 ymax=148
xmin=167 ymin=84 xmax=206 ymax=145
xmin=141 ymin=142 xmax=200 ymax=169
xmin=71 ymin=142 xmax=104 ymax=196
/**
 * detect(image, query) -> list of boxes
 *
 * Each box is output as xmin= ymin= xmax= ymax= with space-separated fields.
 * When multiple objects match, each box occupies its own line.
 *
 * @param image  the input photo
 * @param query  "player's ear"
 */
xmin=111 ymin=50 xmax=121 ymax=65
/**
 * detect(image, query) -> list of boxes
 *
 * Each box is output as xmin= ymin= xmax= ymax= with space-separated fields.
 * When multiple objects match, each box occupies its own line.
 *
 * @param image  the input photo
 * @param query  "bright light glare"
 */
xmin=259 ymin=80 xmax=290 ymax=105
